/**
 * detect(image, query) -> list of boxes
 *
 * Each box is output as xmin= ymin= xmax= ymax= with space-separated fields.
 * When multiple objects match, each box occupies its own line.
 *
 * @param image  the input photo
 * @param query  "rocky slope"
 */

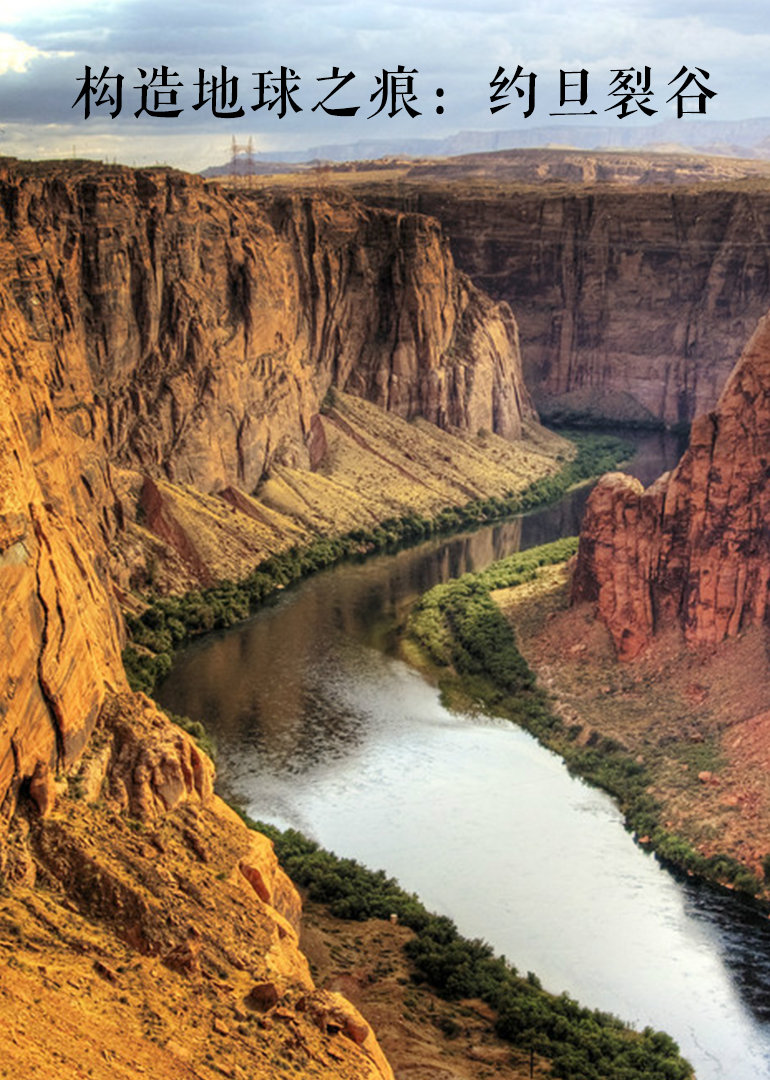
xmin=0 ymin=157 xmax=550 ymax=1079
xmin=327 ymin=156 xmax=770 ymax=425
xmin=571 ymin=310 xmax=770 ymax=659
xmin=0 ymin=157 xmax=538 ymax=815
xmin=1 ymin=696 xmax=395 ymax=1080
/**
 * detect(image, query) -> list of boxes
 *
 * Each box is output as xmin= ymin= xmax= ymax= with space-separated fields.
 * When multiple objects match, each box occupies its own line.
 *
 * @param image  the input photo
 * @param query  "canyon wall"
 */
xmin=0 ymin=156 xmax=533 ymax=812
xmin=0 ymin=242 xmax=126 ymax=816
xmin=361 ymin=181 xmax=770 ymax=426
xmin=0 ymin=157 xmax=545 ymax=1080
xmin=571 ymin=311 xmax=770 ymax=659
xmin=3 ymin=161 xmax=531 ymax=495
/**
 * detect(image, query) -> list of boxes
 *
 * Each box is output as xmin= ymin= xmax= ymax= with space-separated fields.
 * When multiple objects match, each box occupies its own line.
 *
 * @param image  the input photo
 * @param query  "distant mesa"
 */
xmin=201 ymin=115 xmax=770 ymax=175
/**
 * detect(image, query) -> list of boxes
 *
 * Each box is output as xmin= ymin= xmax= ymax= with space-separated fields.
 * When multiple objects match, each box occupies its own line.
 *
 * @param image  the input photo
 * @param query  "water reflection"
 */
xmin=159 ymin=428 xmax=770 ymax=1080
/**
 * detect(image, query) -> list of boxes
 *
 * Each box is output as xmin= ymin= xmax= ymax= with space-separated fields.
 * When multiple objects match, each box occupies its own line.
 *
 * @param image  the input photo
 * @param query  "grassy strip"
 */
xmin=123 ymin=432 xmax=631 ymax=695
xmin=406 ymin=540 xmax=763 ymax=898
xmin=241 ymin=813 xmax=693 ymax=1080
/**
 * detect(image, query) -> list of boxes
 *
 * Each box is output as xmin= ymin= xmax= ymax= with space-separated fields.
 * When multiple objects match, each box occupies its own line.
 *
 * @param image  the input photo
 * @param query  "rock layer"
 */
xmin=2 ymin=160 xmax=531 ymax=493
xmin=0 ymin=158 xmax=533 ymax=815
xmin=572 ymin=312 xmax=770 ymax=658
xmin=359 ymin=179 xmax=770 ymax=425
xmin=0 ymin=270 xmax=125 ymax=816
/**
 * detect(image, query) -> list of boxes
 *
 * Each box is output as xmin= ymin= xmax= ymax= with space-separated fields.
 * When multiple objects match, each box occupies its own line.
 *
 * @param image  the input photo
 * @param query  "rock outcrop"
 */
xmin=1 ymin=700 xmax=394 ymax=1079
xmin=572 ymin=312 xmax=770 ymax=658
xmin=357 ymin=174 xmax=770 ymax=426
xmin=0 ymin=157 xmax=536 ymax=816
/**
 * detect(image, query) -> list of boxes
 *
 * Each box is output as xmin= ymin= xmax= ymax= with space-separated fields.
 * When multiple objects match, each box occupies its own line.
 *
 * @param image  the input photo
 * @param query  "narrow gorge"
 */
xmin=3 ymin=149 xmax=770 ymax=1080
xmin=0 ymin=157 xmax=568 ymax=1080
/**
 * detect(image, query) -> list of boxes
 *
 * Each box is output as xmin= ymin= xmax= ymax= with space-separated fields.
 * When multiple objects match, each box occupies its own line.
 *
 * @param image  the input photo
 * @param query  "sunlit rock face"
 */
xmin=572 ymin=313 xmax=770 ymax=658
xmin=0 ymin=157 xmax=532 ymax=814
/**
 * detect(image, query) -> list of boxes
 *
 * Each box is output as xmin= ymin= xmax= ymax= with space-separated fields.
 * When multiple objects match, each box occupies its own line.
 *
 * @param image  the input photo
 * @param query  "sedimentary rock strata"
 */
xmin=572 ymin=312 xmax=770 ymax=657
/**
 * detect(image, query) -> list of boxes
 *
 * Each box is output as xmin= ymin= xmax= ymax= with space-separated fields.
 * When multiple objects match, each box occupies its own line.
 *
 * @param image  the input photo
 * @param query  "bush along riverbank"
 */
xmin=123 ymin=432 xmax=631 ymax=695
xmin=245 ymin=815 xmax=693 ymax=1080
xmin=405 ymin=540 xmax=763 ymax=899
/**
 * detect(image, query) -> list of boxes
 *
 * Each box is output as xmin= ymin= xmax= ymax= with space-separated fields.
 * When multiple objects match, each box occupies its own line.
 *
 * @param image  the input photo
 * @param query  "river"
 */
xmin=158 ymin=430 xmax=770 ymax=1080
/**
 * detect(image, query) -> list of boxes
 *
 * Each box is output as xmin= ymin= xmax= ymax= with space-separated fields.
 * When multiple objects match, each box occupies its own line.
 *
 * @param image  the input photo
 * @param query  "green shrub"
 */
xmin=122 ymin=433 xmax=632 ymax=695
xmin=240 ymin=816 xmax=693 ymax=1080
xmin=406 ymin=536 xmax=762 ymax=899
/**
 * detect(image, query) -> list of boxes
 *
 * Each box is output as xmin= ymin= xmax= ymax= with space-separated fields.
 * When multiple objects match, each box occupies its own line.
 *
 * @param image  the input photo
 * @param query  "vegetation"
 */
xmin=406 ymin=539 xmax=763 ymax=898
xmin=244 ymin=815 xmax=693 ymax=1080
xmin=166 ymin=711 xmax=216 ymax=760
xmin=119 ymin=423 xmax=697 ymax=1077
xmin=123 ymin=432 xmax=631 ymax=694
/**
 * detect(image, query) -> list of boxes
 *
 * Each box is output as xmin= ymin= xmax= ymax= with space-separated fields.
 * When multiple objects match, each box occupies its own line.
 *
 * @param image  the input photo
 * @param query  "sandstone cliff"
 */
xmin=350 ymin=167 xmax=770 ymax=426
xmin=572 ymin=311 xmax=770 ymax=659
xmin=0 ymin=158 xmax=545 ymax=1080
xmin=0 ymin=251 xmax=126 ymax=815
xmin=0 ymin=157 xmax=538 ymax=815
xmin=2 ymin=160 xmax=531 ymax=494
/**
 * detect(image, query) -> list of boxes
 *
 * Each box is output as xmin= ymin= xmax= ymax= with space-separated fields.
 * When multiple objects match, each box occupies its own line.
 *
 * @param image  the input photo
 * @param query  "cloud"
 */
xmin=2 ymin=1 xmax=768 ymax=169
xmin=0 ymin=33 xmax=48 ymax=75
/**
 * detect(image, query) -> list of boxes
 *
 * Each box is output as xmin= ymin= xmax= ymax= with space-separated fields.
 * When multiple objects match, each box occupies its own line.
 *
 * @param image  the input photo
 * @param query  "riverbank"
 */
xmin=299 ymin=898 xmax=550 ymax=1080
xmin=405 ymin=542 xmax=768 ymax=900
xmin=497 ymin=562 xmax=770 ymax=898
xmin=125 ymin=431 xmax=631 ymax=696
xmin=243 ymin=816 xmax=694 ymax=1080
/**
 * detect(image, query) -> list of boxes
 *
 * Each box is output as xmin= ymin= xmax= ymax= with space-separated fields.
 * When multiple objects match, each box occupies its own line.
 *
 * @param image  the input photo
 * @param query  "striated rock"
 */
xmin=0 ymin=264 xmax=126 ymax=820
xmin=0 ymin=158 xmax=535 ymax=815
xmin=14 ymin=752 xmax=395 ymax=1080
xmin=570 ymin=472 xmax=660 ymax=660
xmin=573 ymin=312 xmax=770 ymax=656
xmin=0 ymin=159 xmax=531 ymax=495
xmin=360 ymin=178 xmax=770 ymax=426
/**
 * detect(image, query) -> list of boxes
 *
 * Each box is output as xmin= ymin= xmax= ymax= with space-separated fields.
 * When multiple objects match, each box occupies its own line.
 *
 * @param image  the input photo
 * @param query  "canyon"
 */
xmin=3 ymin=146 xmax=770 ymax=1078
xmin=294 ymin=150 xmax=770 ymax=427
xmin=0 ymin=156 xmax=544 ymax=817
xmin=0 ymin=156 xmax=564 ymax=1080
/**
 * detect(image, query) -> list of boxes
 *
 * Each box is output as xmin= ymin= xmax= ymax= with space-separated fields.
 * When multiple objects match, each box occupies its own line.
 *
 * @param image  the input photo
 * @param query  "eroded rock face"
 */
xmin=572 ymin=312 xmax=770 ymax=657
xmin=2 ymin=161 xmax=531 ymax=494
xmin=0 ymin=158 xmax=533 ymax=816
xmin=9 ymin=734 xmax=395 ymax=1080
xmin=364 ymin=183 xmax=770 ymax=426
xmin=0 ymin=274 xmax=126 ymax=817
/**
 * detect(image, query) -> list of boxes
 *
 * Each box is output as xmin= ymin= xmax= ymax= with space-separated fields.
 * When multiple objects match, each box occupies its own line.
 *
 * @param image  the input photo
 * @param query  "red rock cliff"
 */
xmin=572 ymin=312 xmax=770 ymax=658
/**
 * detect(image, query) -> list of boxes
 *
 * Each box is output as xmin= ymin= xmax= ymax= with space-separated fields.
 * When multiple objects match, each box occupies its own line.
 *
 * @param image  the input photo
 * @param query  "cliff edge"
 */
xmin=572 ymin=311 xmax=770 ymax=659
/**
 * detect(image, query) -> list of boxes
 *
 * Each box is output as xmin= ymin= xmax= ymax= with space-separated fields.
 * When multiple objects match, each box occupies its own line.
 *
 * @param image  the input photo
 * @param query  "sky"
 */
xmin=1 ymin=0 xmax=770 ymax=171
